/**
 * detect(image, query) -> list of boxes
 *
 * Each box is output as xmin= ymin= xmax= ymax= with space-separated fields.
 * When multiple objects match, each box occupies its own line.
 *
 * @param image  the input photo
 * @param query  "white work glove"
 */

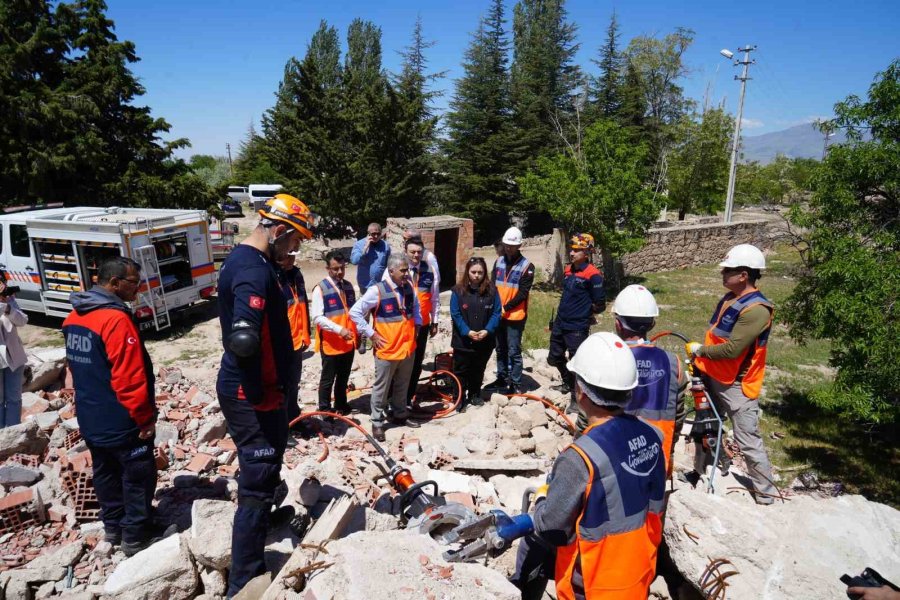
xmin=685 ymin=342 xmax=702 ymax=357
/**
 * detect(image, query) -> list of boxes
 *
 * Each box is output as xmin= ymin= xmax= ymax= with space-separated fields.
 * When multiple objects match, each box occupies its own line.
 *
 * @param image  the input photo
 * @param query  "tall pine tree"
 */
xmin=588 ymin=12 xmax=622 ymax=121
xmin=509 ymin=0 xmax=581 ymax=161
xmin=440 ymin=0 xmax=524 ymax=243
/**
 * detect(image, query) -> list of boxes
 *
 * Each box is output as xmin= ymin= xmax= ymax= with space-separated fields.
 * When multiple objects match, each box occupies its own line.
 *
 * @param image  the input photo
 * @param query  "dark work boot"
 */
xmin=373 ymin=425 xmax=386 ymax=442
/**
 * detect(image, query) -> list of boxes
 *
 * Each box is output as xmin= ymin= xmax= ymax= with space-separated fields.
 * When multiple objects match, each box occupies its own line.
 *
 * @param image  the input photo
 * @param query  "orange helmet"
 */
xmin=569 ymin=233 xmax=595 ymax=250
xmin=259 ymin=194 xmax=318 ymax=239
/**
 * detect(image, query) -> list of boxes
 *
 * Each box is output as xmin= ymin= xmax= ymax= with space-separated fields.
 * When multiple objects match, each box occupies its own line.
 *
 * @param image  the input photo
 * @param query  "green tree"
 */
xmin=189 ymin=155 xmax=231 ymax=188
xmin=519 ymin=119 xmax=658 ymax=279
xmin=0 ymin=0 xmax=215 ymax=210
xmin=784 ymin=60 xmax=900 ymax=424
xmin=234 ymin=122 xmax=281 ymax=185
xmin=588 ymin=12 xmax=622 ymax=121
xmin=667 ymin=107 xmax=733 ymax=219
xmin=625 ymin=27 xmax=695 ymax=193
xmin=510 ymin=0 xmax=581 ymax=161
xmin=439 ymin=0 xmax=525 ymax=242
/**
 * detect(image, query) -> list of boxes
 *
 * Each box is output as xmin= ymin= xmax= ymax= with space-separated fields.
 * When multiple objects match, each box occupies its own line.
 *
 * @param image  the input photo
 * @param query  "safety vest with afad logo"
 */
xmin=495 ymin=255 xmax=532 ymax=321
xmin=372 ymin=279 xmax=417 ymax=361
xmin=315 ymin=278 xmax=357 ymax=356
xmin=412 ymin=260 xmax=436 ymax=326
xmin=694 ymin=290 xmax=773 ymax=399
xmin=624 ymin=343 xmax=683 ymax=475
xmin=555 ymin=415 xmax=666 ymax=600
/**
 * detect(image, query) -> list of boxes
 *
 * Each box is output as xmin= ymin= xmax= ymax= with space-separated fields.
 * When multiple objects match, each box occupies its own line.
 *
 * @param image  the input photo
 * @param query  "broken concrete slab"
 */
xmin=200 ymin=567 xmax=227 ymax=597
xmin=103 ymin=533 xmax=198 ymax=600
xmin=195 ymin=414 xmax=227 ymax=445
xmin=0 ymin=420 xmax=50 ymax=460
xmin=302 ymin=495 xmax=358 ymax=545
xmin=306 ymin=529 xmax=520 ymax=599
xmin=0 ymin=463 xmax=42 ymax=487
xmin=488 ymin=474 xmax=547 ymax=512
xmin=25 ymin=348 xmax=67 ymax=393
xmin=453 ymin=458 xmax=543 ymax=472
xmin=665 ymin=489 xmax=900 ymax=599
xmin=189 ymin=499 xmax=235 ymax=570
xmin=427 ymin=469 xmax=472 ymax=494
xmin=34 ymin=410 xmax=61 ymax=431
xmin=10 ymin=541 xmax=84 ymax=583
xmin=530 ymin=426 xmax=561 ymax=458
xmin=233 ymin=573 xmax=271 ymax=600
xmin=154 ymin=422 xmax=180 ymax=447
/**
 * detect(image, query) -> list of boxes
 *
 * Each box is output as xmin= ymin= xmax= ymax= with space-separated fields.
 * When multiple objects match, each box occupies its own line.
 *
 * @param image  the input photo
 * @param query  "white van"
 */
xmin=0 ymin=205 xmax=217 ymax=331
xmin=247 ymin=184 xmax=283 ymax=212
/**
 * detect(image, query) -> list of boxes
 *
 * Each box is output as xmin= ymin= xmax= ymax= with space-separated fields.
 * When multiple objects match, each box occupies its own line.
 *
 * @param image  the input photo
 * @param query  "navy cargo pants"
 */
xmin=218 ymin=395 xmax=288 ymax=598
xmin=87 ymin=439 xmax=157 ymax=544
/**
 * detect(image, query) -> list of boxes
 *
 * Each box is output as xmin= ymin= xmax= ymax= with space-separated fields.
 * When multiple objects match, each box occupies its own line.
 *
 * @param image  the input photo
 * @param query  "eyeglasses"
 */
xmin=122 ymin=277 xmax=141 ymax=285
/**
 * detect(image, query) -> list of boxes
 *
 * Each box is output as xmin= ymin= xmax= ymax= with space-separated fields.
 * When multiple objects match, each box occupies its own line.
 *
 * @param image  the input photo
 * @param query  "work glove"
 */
xmin=491 ymin=509 xmax=535 ymax=543
xmin=685 ymin=342 xmax=702 ymax=357
xmin=533 ymin=484 xmax=549 ymax=504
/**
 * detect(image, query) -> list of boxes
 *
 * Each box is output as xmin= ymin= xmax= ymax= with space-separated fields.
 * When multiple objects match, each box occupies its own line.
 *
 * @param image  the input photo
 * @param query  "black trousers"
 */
xmin=547 ymin=326 xmax=589 ymax=387
xmin=218 ymin=395 xmax=288 ymax=597
xmin=285 ymin=348 xmax=303 ymax=426
xmin=318 ymin=350 xmax=354 ymax=410
xmin=407 ymin=325 xmax=430 ymax=402
xmin=88 ymin=438 xmax=157 ymax=544
xmin=453 ymin=342 xmax=495 ymax=402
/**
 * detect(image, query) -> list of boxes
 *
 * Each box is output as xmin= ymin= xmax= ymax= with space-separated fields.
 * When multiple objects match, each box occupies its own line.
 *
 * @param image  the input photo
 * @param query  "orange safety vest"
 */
xmin=282 ymin=268 xmax=310 ymax=351
xmin=372 ymin=279 xmax=417 ymax=361
xmin=494 ymin=255 xmax=532 ymax=321
xmin=314 ymin=277 xmax=357 ymax=356
xmin=555 ymin=416 xmax=666 ymax=600
xmin=624 ymin=342 xmax=683 ymax=475
xmin=694 ymin=290 xmax=773 ymax=399
xmin=412 ymin=260 xmax=436 ymax=326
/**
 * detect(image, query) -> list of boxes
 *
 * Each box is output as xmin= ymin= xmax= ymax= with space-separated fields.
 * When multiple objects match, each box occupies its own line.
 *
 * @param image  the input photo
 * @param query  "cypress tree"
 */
xmin=588 ymin=12 xmax=623 ymax=121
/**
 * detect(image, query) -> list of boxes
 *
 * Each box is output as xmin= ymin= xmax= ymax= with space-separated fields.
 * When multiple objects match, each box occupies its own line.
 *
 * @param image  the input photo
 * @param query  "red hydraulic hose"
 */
xmin=410 ymin=369 xmax=463 ymax=419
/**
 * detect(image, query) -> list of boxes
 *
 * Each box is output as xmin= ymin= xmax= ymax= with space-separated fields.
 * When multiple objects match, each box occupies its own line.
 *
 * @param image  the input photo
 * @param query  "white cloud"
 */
xmin=741 ymin=118 xmax=764 ymax=129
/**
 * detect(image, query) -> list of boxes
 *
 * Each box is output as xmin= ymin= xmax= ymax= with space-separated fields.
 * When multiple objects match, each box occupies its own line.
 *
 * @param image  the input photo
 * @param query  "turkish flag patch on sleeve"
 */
xmin=249 ymin=295 xmax=266 ymax=310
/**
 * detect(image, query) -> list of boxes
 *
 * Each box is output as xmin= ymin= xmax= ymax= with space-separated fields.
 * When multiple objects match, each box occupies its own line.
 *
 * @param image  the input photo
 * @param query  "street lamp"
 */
xmin=721 ymin=45 xmax=756 ymax=224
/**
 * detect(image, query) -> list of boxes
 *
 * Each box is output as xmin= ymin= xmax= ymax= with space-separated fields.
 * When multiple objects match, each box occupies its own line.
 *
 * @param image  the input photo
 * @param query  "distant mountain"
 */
xmin=740 ymin=123 xmax=848 ymax=164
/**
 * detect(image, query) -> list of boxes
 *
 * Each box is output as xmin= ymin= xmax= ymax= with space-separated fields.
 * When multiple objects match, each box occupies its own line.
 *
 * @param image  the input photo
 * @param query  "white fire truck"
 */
xmin=0 ymin=205 xmax=218 ymax=331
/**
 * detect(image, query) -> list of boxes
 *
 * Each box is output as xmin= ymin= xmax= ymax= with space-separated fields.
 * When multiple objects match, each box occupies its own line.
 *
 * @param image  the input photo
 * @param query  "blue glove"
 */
xmin=490 ymin=509 xmax=535 ymax=542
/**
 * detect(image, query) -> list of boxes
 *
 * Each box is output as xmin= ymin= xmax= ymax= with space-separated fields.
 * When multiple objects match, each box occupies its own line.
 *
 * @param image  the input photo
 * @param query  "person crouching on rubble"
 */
xmin=507 ymin=332 xmax=667 ymax=600
xmin=450 ymin=256 xmax=501 ymax=412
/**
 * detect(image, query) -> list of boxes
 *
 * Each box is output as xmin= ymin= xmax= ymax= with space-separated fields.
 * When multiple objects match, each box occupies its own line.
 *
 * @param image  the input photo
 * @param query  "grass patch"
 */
xmin=522 ymin=244 xmax=898 ymax=506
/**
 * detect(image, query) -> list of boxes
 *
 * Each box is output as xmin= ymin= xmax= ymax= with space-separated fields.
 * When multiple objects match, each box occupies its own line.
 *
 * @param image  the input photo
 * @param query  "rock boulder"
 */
xmin=0 ymin=420 xmax=50 ymax=460
xmin=103 ymin=533 xmax=198 ymax=600
xmin=189 ymin=499 xmax=235 ymax=570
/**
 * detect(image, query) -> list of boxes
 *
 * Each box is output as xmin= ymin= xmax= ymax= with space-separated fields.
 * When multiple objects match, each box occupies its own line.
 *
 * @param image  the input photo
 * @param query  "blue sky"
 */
xmin=103 ymin=0 xmax=900 ymax=158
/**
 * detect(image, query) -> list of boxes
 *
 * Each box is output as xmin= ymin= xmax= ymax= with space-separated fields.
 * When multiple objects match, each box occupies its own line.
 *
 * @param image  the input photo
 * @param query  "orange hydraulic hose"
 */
xmin=410 ymin=369 xmax=463 ymax=419
xmin=288 ymin=410 xmax=388 ymax=460
xmin=506 ymin=393 xmax=578 ymax=435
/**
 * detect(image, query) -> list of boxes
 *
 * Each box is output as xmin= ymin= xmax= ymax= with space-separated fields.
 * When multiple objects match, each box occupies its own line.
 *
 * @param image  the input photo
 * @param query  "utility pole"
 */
xmin=225 ymin=143 xmax=234 ymax=177
xmin=722 ymin=45 xmax=756 ymax=224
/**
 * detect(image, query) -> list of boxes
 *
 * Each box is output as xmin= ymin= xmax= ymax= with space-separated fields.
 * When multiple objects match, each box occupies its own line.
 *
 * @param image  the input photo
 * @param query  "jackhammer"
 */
xmin=650 ymin=331 xmax=727 ymax=494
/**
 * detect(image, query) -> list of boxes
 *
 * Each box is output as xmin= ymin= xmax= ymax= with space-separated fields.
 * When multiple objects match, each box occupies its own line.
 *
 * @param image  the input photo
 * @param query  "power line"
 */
xmin=722 ymin=45 xmax=757 ymax=224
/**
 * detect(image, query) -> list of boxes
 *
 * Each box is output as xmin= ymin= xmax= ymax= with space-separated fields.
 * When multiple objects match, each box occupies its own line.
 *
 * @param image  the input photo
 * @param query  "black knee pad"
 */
xmin=237 ymin=445 xmax=282 ymax=502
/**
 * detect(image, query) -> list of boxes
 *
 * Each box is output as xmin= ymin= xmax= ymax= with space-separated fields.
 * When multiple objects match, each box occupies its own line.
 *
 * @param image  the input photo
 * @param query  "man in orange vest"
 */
xmin=613 ymin=285 xmax=686 ymax=475
xmin=504 ymin=332 xmax=666 ymax=599
xmin=486 ymin=226 xmax=535 ymax=395
xmin=686 ymin=244 xmax=777 ymax=504
xmin=277 ymin=251 xmax=310 ymax=430
xmin=349 ymin=254 xmax=422 ymax=442
xmin=311 ymin=250 xmax=357 ymax=415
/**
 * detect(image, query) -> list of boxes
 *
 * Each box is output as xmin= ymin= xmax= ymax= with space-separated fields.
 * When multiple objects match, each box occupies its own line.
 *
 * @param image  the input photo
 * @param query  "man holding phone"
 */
xmin=350 ymin=222 xmax=391 ymax=296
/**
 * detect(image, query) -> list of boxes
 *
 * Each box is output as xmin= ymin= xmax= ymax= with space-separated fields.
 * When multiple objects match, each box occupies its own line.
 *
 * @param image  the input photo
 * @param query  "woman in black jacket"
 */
xmin=450 ymin=257 xmax=502 ymax=411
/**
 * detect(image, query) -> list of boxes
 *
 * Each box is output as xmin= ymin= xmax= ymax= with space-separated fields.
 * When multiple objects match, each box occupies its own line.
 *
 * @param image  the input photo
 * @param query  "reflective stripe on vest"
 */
xmin=554 ymin=416 xmax=666 ymax=600
xmin=695 ymin=290 xmax=774 ymax=399
xmin=412 ymin=260 xmax=435 ymax=326
xmin=495 ymin=255 xmax=531 ymax=321
xmin=285 ymin=281 xmax=310 ymax=351
xmin=315 ymin=278 xmax=357 ymax=356
xmin=625 ymin=344 xmax=682 ymax=474
xmin=373 ymin=280 xmax=417 ymax=361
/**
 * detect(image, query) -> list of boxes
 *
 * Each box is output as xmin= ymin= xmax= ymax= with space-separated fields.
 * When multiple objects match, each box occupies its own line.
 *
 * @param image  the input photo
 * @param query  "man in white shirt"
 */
xmin=310 ymin=250 xmax=357 ymax=415
xmin=350 ymin=254 xmax=422 ymax=441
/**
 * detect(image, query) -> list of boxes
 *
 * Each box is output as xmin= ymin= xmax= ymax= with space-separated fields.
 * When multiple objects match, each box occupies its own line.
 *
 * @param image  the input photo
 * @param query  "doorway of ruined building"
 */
xmin=433 ymin=227 xmax=459 ymax=291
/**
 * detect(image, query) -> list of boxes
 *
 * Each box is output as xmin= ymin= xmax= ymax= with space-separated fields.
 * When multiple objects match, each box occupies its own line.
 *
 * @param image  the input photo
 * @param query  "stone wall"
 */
xmin=620 ymin=218 xmax=773 ymax=275
xmin=385 ymin=216 xmax=475 ymax=286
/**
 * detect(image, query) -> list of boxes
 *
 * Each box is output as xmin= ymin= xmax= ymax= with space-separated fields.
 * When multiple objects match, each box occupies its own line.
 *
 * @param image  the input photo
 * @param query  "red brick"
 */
xmin=0 ymin=489 xmax=33 ymax=511
xmin=173 ymin=447 xmax=186 ymax=460
xmin=59 ymin=405 xmax=76 ymax=420
xmin=165 ymin=409 xmax=189 ymax=421
xmin=216 ymin=438 xmax=236 ymax=452
xmin=443 ymin=492 xmax=475 ymax=510
xmin=154 ymin=447 xmax=169 ymax=471
xmin=186 ymin=453 xmax=215 ymax=473
xmin=47 ymin=506 xmax=68 ymax=522
xmin=183 ymin=386 xmax=200 ymax=403
xmin=216 ymin=464 xmax=238 ymax=477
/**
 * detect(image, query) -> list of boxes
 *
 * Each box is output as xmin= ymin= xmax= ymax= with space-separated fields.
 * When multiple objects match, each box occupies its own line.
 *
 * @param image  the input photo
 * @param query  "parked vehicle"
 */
xmin=247 ymin=184 xmax=283 ymax=212
xmin=0 ymin=205 xmax=217 ymax=331
xmin=221 ymin=195 xmax=243 ymax=217
xmin=227 ymin=186 xmax=250 ymax=205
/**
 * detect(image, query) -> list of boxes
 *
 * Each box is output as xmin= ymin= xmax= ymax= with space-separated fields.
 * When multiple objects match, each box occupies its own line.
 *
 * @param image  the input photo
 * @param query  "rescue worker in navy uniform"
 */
xmin=548 ymin=233 xmax=605 ymax=412
xmin=613 ymin=285 xmax=687 ymax=476
xmin=62 ymin=257 xmax=158 ymax=556
xmin=216 ymin=194 xmax=316 ymax=597
xmin=507 ymin=332 xmax=667 ymax=600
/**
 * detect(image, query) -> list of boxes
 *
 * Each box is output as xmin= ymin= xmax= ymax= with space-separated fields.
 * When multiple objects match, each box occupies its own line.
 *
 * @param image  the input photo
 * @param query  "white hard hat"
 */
xmin=613 ymin=285 xmax=659 ymax=318
xmin=567 ymin=332 xmax=638 ymax=392
xmin=719 ymin=244 xmax=766 ymax=270
xmin=502 ymin=227 xmax=523 ymax=246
